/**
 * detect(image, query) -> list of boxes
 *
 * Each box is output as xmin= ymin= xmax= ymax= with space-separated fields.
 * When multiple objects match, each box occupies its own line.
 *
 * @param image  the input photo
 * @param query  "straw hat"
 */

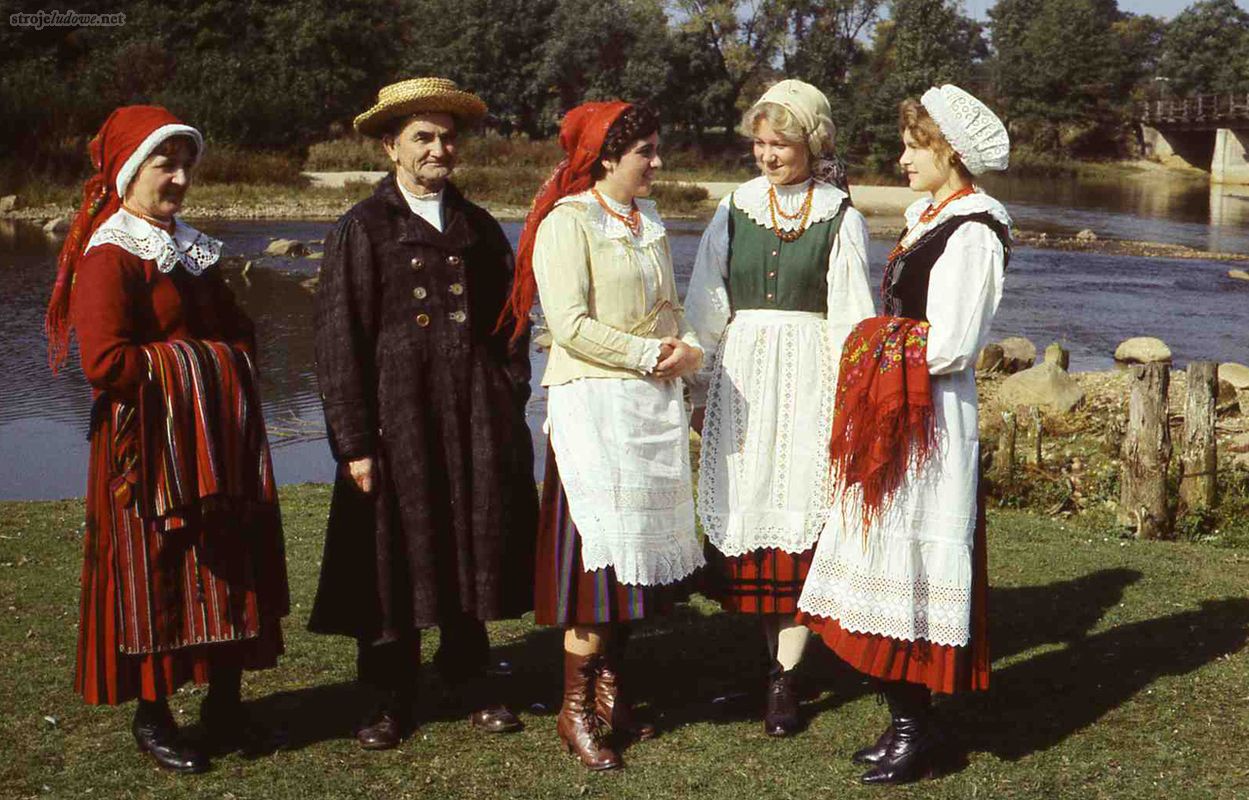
xmin=354 ymin=77 xmax=488 ymax=138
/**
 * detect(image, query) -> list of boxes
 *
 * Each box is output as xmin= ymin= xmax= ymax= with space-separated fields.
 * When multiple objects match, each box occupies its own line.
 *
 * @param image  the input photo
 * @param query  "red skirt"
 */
xmin=534 ymin=444 xmax=678 ymax=626
xmin=704 ymin=544 xmax=814 ymax=615
xmin=797 ymin=482 xmax=990 ymax=695
xmin=75 ymin=405 xmax=287 ymax=705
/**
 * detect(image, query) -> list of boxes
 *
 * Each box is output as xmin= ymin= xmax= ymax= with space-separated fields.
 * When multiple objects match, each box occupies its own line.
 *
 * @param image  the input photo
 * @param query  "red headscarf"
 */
xmin=45 ymin=105 xmax=204 ymax=371
xmin=497 ymin=100 xmax=631 ymax=343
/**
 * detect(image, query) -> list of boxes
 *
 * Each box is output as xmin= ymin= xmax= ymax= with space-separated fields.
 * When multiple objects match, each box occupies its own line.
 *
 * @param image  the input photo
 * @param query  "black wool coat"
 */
xmin=309 ymin=174 xmax=537 ymax=642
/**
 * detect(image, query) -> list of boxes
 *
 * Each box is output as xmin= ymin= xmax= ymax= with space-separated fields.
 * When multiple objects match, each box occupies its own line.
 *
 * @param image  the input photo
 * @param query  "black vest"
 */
xmin=881 ymin=212 xmax=1012 ymax=321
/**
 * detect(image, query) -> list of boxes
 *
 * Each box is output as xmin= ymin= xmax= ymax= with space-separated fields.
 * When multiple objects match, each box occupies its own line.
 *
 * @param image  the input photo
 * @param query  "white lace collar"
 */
xmin=732 ymin=175 xmax=848 ymax=232
xmin=556 ymin=191 xmax=666 ymax=248
xmin=902 ymin=188 xmax=1012 ymax=239
xmin=85 ymin=209 xmax=222 ymax=276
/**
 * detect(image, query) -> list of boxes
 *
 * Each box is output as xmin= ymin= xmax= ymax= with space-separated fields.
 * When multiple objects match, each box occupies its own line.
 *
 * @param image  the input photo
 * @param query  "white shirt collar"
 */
xmin=902 ymin=187 xmax=1012 ymax=238
xmin=732 ymin=175 xmax=848 ymax=232
xmin=555 ymin=191 xmax=666 ymax=248
xmin=84 ymin=209 xmax=221 ymax=276
xmin=397 ymin=181 xmax=444 ymax=232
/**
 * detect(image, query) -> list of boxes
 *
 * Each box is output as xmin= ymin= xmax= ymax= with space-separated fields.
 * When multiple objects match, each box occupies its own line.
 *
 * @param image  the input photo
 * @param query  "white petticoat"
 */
xmin=697 ymin=309 xmax=837 ymax=557
xmin=547 ymin=376 xmax=704 ymax=587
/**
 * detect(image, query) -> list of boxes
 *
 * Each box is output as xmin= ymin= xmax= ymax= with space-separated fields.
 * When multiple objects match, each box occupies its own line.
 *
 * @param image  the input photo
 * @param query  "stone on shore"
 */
xmin=1044 ymin=342 xmax=1070 ymax=370
xmin=998 ymin=337 xmax=1037 ymax=373
xmin=1221 ymin=363 xmax=1249 ymax=390
xmin=0 ymin=195 xmax=17 ymax=213
xmin=976 ymin=344 xmax=1005 ymax=373
xmin=1229 ymin=269 xmax=1249 ymax=282
xmin=265 ymin=238 xmax=309 ymax=257
xmin=1114 ymin=336 xmax=1171 ymax=365
xmin=1076 ymin=229 xmax=1098 ymax=242
xmin=998 ymin=362 xmax=1086 ymax=414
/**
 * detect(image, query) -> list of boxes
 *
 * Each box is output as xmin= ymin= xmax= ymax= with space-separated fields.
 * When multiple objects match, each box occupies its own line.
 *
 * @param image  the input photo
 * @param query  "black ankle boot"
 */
xmin=860 ymin=682 xmax=942 ymax=785
xmin=201 ymin=671 xmax=281 ymax=756
xmin=132 ymin=699 xmax=210 ymax=774
xmin=762 ymin=662 xmax=802 ymax=736
xmin=852 ymin=724 xmax=894 ymax=765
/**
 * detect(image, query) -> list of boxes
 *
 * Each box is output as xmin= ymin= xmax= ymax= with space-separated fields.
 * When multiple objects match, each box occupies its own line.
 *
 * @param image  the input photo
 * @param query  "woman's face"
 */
xmin=753 ymin=119 xmax=810 ymax=186
xmin=601 ymin=132 xmax=662 ymax=199
xmin=124 ymin=137 xmax=196 ymax=220
xmin=898 ymin=129 xmax=949 ymax=195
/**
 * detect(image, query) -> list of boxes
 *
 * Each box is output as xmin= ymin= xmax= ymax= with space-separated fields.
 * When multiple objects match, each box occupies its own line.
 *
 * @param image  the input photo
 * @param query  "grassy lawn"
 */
xmin=2 ymin=486 xmax=1248 ymax=799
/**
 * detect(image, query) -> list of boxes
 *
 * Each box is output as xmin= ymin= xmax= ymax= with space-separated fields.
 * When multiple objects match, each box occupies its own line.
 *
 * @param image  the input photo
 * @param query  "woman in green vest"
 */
xmin=684 ymin=79 xmax=875 ymax=736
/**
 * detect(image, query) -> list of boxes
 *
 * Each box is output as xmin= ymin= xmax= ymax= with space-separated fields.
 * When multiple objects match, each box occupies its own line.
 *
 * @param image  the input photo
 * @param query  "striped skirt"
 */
xmin=534 ymin=444 xmax=678 ymax=627
xmin=703 ymin=544 xmax=814 ymax=615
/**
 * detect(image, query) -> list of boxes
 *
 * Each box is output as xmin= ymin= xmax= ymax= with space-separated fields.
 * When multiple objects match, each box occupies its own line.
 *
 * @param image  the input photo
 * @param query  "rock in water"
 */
xmin=1075 ymin=229 xmax=1098 ymax=242
xmin=1114 ymin=337 xmax=1171 ymax=365
xmin=43 ymin=216 xmax=70 ymax=234
xmin=976 ymin=343 xmax=1005 ymax=373
xmin=265 ymin=238 xmax=309 ymax=257
xmin=1044 ymin=342 xmax=1070 ymax=371
xmin=998 ymin=336 xmax=1037 ymax=373
xmin=1229 ymin=269 xmax=1249 ymax=282
xmin=997 ymin=362 xmax=1086 ymax=414
xmin=0 ymin=195 xmax=17 ymax=213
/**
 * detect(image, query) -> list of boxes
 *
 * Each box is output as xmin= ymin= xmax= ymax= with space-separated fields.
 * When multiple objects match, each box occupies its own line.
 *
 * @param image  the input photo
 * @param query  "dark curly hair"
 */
xmin=590 ymin=104 xmax=661 ymax=180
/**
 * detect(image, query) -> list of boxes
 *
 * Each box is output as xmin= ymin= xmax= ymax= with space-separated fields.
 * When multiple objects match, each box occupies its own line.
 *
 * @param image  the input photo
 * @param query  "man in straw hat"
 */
xmin=309 ymin=77 xmax=539 ymax=750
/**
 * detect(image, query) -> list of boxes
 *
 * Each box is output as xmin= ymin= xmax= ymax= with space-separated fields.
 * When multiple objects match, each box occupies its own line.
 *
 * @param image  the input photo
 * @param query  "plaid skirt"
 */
xmin=703 ymin=543 xmax=814 ymax=615
xmin=534 ymin=444 xmax=680 ymax=627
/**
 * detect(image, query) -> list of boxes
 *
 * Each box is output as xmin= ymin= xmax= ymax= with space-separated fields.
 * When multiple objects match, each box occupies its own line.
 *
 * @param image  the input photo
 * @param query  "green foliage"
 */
xmin=1158 ymin=0 xmax=1249 ymax=95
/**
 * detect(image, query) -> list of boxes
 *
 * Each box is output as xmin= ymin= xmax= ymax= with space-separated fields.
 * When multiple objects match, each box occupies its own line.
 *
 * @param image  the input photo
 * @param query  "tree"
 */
xmin=1158 ymin=0 xmax=1249 ymax=96
xmin=783 ymin=0 xmax=883 ymax=93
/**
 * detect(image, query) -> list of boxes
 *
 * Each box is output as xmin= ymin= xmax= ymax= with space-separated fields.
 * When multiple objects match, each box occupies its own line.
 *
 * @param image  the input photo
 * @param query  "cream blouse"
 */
xmin=532 ymin=193 xmax=701 ymax=387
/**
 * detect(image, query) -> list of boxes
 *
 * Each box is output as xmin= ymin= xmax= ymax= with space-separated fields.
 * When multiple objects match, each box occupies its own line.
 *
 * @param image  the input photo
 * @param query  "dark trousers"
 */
xmin=356 ymin=609 xmax=491 ymax=694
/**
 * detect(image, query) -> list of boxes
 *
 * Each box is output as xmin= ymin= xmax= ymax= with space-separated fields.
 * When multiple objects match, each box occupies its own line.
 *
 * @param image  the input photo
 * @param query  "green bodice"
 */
xmin=726 ymin=197 xmax=848 ymax=313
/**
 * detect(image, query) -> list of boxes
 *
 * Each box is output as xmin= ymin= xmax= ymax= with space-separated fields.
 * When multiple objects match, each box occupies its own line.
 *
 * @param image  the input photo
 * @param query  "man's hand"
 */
xmin=653 ymin=337 xmax=702 ymax=380
xmin=343 ymin=456 xmax=378 ymax=494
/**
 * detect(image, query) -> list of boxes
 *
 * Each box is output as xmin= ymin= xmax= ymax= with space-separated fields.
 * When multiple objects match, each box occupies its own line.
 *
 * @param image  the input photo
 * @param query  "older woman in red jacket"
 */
xmin=46 ymin=106 xmax=289 ymax=774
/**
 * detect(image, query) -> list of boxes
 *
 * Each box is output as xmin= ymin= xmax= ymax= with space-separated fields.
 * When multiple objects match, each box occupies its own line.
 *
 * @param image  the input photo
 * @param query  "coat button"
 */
xmin=768 ymin=271 xmax=777 ymax=278
xmin=447 ymin=255 xmax=462 ymax=267
xmin=413 ymin=286 xmax=427 ymax=299
xmin=411 ymin=257 xmax=424 ymax=270
xmin=771 ymin=250 xmax=778 ymax=257
xmin=415 ymin=313 xmax=431 ymax=326
xmin=449 ymin=310 xmax=467 ymax=323
xmin=766 ymin=292 xmax=774 ymax=300
xmin=449 ymin=283 xmax=464 ymax=295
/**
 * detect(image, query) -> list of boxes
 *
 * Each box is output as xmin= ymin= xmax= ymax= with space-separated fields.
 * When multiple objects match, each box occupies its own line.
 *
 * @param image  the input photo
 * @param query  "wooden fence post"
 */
xmin=996 ymin=410 xmax=1017 ymax=484
xmin=1180 ymin=361 xmax=1218 ymax=513
xmin=1118 ymin=363 xmax=1173 ymax=539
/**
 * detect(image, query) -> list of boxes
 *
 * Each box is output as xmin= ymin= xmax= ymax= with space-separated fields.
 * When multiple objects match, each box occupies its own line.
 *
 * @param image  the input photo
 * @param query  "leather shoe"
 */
xmin=356 ymin=708 xmax=406 ymax=751
xmin=201 ymin=697 xmax=283 ymax=756
xmin=763 ymin=666 xmax=802 ymax=737
xmin=132 ymin=702 xmax=210 ymax=774
xmin=469 ymin=704 xmax=523 ymax=733
xmin=860 ymin=682 xmax=942 ymax=785
xmin=852 ymin=724 xmax=894 ymax=766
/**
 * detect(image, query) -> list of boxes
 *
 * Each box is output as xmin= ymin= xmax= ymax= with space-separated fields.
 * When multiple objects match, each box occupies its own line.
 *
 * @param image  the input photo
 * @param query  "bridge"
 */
xmin=1138 ymin=93 xmax=1249 ymax=184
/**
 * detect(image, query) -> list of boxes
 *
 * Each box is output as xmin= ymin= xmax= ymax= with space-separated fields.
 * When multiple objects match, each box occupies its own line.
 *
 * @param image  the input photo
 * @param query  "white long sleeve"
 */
xmin=824 ymin=206 xmax=876 ymax=358
xmin=683 ymin=198 xmax=734 ymax=406
xmin=925 ymin=222 xmax=1006 ymax=375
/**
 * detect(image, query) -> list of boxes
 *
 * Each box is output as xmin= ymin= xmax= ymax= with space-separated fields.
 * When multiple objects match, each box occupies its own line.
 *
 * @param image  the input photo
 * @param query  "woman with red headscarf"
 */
xmin=500 ymin=102 xmax=704 ymax=770
xmin=45 ymin=106 xmax=288 ymax=774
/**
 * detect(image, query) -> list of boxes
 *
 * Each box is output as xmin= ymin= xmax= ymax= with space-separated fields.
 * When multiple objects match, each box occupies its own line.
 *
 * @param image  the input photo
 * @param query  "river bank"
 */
xmin=4 ymin=167 xmax=1247 ymax=261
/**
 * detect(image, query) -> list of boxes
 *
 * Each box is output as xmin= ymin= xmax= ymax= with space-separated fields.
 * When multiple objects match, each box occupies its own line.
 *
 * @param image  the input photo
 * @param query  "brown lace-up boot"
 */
xmin=595 ymin=634 xmax=656 ymax=742
xmin=556 ymin=651 xmax=623 ymax=770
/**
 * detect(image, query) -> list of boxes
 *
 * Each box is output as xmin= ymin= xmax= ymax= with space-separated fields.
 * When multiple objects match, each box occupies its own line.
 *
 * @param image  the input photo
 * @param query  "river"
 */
xmin=1 ymin=174 xmax=1246 ymax=499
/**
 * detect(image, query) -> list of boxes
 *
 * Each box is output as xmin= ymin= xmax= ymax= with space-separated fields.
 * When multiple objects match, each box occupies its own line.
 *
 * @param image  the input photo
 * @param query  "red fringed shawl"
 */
xmin=828 ymin=316 xmax=937 ymax=541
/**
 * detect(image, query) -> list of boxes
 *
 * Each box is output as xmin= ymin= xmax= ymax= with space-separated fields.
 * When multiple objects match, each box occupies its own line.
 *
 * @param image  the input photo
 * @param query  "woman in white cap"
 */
xmin=683 ymin=79 xmax=874 ymax=735
xmin=796 ymin=85 xmax=1011 ymax=784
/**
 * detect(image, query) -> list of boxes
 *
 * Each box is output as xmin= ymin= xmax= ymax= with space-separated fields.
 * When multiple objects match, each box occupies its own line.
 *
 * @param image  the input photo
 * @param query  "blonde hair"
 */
xmin=741 ymin=102 xmax=836 ymax=161
xmin=898 ymin=98 xmax=973 ymax=182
